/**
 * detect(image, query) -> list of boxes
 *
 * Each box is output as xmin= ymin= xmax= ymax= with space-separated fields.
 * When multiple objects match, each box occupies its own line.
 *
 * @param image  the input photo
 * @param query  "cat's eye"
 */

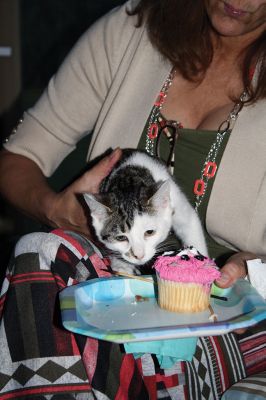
xmin=145 ymin=230 xmax=155 ymax=237
xmin=115 ymin=235 xmax=128 ymax=242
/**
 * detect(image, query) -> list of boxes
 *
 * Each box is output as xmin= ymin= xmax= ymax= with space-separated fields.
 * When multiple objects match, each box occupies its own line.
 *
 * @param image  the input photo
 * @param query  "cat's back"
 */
xmin=117 ymin=149 xmax=171 ymax=182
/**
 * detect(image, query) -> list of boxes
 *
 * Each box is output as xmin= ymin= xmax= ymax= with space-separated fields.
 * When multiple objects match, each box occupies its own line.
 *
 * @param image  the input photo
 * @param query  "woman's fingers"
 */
xmin=215 ymin=261 xmax=245 ymax=288
xmin=215 ymin=251 xmax=256 ymax=288
xmin=46 ymin=148 xmax=122 ymax=235
xmin=73 ymin=147 xmax=122 ymax=193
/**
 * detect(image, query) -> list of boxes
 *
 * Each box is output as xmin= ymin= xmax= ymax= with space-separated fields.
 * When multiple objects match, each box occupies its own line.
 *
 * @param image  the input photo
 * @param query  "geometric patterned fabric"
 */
xmin=0 ymin=229 xmax=265 ymax=399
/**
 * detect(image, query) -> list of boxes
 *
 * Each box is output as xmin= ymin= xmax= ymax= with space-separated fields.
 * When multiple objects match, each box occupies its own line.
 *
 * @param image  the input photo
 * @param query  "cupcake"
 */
xmin=154 ymin=247 xmax=221 ymax=313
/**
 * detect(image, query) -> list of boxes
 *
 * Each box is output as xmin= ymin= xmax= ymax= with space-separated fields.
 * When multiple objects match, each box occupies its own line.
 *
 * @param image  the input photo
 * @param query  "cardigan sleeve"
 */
xmin=3 ymin=1 xmax=137 ymax=176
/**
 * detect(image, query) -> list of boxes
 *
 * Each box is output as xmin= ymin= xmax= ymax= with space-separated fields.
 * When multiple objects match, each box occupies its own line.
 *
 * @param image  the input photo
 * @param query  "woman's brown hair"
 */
xmin=128 ymin=0 xmax=266 ymax=104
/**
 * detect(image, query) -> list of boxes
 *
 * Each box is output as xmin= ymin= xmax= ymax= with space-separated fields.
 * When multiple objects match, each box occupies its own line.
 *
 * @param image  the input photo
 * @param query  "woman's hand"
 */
xmin=215 ymin=251 xmax=257 ymax=334
xmin=44 ymin=148 xmax=122 ymax=237
xmin=215 ymin=251 xmax=257 ymax=289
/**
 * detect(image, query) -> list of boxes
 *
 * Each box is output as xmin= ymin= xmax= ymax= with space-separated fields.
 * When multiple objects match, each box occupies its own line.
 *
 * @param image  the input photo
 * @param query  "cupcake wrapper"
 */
xmin=157 ymin=278 xmax=210 ymax=313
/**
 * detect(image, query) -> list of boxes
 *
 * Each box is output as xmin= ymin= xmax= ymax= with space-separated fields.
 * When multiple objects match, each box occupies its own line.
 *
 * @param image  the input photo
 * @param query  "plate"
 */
xmin=59 ymin=276 xmax=266 ymax=343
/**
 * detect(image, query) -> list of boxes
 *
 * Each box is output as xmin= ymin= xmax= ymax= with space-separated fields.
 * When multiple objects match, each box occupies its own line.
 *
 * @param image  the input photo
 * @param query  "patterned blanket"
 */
xmin=0 ymin=229 xmax=265 ymax=399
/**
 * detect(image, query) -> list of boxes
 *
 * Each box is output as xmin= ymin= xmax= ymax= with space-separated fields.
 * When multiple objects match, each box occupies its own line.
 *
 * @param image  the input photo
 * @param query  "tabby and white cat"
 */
xmin=83 ymin=150 xmax=208 ymax=275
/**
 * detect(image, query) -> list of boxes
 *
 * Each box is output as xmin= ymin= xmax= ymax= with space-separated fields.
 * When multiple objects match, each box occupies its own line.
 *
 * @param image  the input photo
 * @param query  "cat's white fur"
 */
xmin=84 ymin=152 xmax=208 ymax=275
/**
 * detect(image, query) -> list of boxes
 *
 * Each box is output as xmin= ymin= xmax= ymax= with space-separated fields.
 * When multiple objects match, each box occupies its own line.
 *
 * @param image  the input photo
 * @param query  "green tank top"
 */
xmin=138 ymin=118 xmax=235 ymax=264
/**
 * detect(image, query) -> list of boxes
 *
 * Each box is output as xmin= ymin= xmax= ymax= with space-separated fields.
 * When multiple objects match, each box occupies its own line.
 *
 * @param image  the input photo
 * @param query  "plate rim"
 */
xmin=59 ymin=276 xmax=266 ymax=343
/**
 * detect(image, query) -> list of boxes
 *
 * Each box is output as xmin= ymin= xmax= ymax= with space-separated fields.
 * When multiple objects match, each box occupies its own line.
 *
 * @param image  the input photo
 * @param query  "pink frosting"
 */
xmin=154 ymin=248 xmax=221 ymax=284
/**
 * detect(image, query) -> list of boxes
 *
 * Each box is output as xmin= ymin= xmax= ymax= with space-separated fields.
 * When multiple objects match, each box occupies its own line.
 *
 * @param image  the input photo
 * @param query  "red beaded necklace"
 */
xmin=145 ymin=69 xmax=247 ymax=211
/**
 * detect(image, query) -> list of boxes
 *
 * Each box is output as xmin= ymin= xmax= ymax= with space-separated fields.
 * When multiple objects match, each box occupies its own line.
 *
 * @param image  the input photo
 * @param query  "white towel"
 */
xmin=246 ymin=259 xmax=266 ymax=299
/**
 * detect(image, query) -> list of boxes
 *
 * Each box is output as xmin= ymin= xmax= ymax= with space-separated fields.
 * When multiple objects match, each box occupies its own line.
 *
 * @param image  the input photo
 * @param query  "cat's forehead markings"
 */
xmin=110 ymin=222 xmax=129 ymax=234
xmin=124 ymin=220 xmax=131 ymax=231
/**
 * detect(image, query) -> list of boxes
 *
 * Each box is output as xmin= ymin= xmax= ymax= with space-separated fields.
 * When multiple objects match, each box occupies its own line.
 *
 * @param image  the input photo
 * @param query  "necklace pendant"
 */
xmin=148 ymin=123 xmax=159 ymax=139
xmin=203 ymin=161 xmax=217 ymax=178
xmin=194 ymin=179 xmax=205 ymax=196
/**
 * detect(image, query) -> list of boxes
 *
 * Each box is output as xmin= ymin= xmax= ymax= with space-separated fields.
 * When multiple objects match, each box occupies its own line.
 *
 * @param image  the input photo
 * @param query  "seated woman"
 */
xmin=0 ymin=0 xmax=265 ymax=398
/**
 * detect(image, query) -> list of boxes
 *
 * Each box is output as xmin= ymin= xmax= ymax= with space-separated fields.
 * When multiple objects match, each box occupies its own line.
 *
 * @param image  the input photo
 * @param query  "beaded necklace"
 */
xmin=145 ymin=69 xmax=247 ymax=212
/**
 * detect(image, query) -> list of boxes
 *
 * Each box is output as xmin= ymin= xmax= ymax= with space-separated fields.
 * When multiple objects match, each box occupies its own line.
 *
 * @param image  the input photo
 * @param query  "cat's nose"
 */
xmin=132 ymin=250 xmax=144 ymax=260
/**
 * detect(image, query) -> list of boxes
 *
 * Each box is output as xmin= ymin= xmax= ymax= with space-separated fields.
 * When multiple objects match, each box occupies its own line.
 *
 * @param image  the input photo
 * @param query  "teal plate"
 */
xmin=59 ymin=277 xmax=266 ymax=343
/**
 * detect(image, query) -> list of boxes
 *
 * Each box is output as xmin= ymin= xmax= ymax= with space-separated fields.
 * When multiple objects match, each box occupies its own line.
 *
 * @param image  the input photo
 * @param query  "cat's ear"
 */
xmin=148 ymin=180 xmax=171 ymax=209
xmin=83 ymin=193 xmax=111 ymax=221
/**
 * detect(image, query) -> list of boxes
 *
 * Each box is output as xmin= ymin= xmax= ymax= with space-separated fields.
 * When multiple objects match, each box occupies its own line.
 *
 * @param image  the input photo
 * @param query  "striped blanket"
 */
xmin=0 ymin=229 xmax=265 ymax=399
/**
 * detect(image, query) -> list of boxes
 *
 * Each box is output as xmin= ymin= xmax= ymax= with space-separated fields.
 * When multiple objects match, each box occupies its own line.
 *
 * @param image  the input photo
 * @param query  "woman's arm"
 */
xmin=0 ymin=148 xmax=122 ymax=237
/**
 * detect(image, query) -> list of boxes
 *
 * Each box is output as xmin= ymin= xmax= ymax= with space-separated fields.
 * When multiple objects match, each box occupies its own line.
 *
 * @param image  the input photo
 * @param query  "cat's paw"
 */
xmin=111 ymin=259 xmax=141 ymax=276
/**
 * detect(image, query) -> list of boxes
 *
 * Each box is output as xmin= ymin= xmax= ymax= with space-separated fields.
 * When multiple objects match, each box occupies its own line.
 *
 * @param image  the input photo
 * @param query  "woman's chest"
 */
xmin=161 ymin=69 xmax=243 ymax=130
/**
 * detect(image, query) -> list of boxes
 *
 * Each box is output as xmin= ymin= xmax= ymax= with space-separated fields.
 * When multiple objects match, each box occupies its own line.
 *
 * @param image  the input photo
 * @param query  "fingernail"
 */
xmin=217 ymin=273 xmax=230 ymax=284
xmin=109 ymin=148 xmax=120 ymax=160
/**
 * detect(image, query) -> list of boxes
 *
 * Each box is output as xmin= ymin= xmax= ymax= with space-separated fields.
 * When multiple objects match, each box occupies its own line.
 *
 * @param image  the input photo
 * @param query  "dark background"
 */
xmin=21 ymin=0 xmax=124 ymax=98
xmin=0 ymin=1 xmax=125 ymax=274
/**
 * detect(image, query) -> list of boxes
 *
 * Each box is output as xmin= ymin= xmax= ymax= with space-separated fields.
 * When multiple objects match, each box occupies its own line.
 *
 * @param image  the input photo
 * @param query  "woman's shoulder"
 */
xmin=68 ymin=0 xmax=146 ymax=76
xmin=83 ymin=0 xmax=144 ymax=49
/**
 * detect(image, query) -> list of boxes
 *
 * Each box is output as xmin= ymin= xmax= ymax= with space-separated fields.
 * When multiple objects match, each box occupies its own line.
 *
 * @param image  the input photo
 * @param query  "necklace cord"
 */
xmin=145 ymin=69 xmax=247 ymax=211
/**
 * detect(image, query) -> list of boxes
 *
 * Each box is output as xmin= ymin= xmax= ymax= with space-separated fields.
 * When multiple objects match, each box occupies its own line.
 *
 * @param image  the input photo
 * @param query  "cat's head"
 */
xmin=83 ymin=180 xmax=173 ymax=266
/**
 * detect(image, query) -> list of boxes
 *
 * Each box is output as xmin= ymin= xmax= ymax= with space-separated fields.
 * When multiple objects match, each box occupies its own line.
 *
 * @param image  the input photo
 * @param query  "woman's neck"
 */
xmin=211 ymin=27 xmax=263 ymax=61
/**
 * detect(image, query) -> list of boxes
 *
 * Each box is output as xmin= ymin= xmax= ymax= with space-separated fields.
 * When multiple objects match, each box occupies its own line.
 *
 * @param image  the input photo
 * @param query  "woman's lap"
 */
xmin=0 ymin=229 xmax=265 ymax=399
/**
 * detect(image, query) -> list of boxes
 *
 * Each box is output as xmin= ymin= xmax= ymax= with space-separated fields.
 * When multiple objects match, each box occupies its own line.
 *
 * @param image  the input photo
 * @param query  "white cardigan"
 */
xmin=4 ymin=0 xmax=266 ymax=257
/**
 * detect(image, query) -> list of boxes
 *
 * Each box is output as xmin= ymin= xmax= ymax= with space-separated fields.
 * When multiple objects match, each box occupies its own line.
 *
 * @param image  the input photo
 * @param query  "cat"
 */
xmin=83 ymin=149 xmax=208 ymax=275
